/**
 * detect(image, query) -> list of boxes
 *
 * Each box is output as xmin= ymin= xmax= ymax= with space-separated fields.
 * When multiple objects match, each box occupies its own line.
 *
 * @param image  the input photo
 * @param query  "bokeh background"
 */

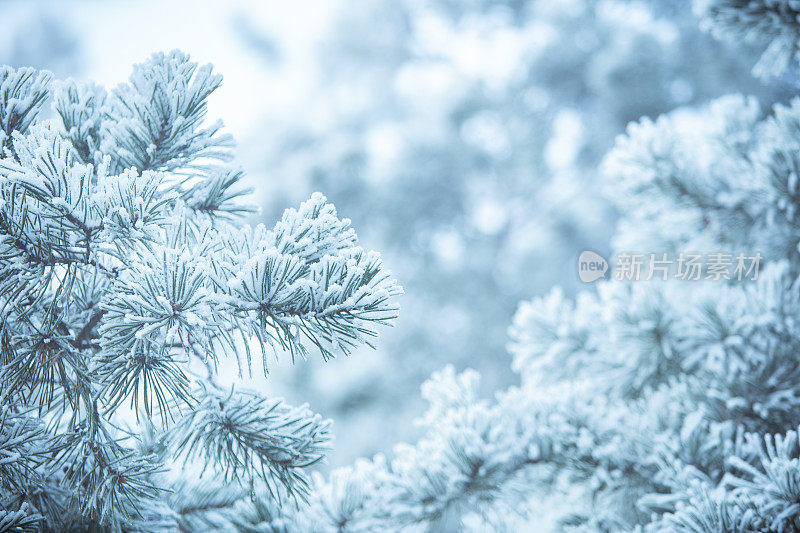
xmin=0 ymin=0 xmax=791 ymax=468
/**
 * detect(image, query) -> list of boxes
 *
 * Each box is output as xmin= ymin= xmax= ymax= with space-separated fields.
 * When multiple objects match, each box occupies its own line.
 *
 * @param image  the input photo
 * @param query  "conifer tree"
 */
xmin=0 ymin=51 xmax=400 ymax=531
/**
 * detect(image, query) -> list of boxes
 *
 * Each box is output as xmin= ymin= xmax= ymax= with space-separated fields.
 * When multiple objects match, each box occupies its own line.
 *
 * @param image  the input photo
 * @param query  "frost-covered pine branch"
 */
xmin=0 ymin=50 xmax=400 ymax=531
xmin=697 ymin=0 xmax=800 ymax=79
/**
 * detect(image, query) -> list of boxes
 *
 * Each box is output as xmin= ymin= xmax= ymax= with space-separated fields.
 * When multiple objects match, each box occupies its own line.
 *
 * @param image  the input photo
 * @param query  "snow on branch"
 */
xmin=698 ymin=0 xmax=800 ymax=79
xmin=101 ymin=50 xmax=233 ymax=174
xmin=0 ymin=51 xmax=401 ymax=530
xmin=0 ymin=66 xmax=51 ymax=154
xmin=170 ymin=387 xmax=332 ymax=502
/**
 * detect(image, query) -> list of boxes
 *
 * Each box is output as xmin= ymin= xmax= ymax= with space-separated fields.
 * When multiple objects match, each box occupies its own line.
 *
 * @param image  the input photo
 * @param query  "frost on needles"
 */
xmin=698 ymin=0 xmax=800 ymax=80
xmin=0 ymin=51 xmax=401 ymax=531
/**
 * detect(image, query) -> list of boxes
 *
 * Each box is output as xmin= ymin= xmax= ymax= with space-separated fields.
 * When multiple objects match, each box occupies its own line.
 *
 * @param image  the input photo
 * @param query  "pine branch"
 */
xmin=0 ymin=51 xmax=401 ymax=530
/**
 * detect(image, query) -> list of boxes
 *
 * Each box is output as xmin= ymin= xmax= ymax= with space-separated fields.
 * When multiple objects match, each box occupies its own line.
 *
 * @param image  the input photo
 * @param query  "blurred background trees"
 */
xmin=240 ymin=0 xmax=792 ymax=464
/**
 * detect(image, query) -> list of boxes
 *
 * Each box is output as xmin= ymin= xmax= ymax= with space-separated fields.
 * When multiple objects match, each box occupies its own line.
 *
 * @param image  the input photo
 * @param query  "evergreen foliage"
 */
xmin=698 ymin=0 xmax=800 ymax=79
xmin=0 ymin=51 xmax=400 ymax=531
xmin=6 ymin=1 xmax=800 ymax=531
